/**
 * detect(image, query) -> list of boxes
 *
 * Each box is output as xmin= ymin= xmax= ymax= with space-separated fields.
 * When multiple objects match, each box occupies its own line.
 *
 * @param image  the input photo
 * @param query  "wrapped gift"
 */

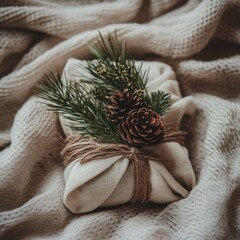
xmin=60 ymin=59 xmax=196 ymax=213
xmin=36 ymin=34 xmax=196 ymax=214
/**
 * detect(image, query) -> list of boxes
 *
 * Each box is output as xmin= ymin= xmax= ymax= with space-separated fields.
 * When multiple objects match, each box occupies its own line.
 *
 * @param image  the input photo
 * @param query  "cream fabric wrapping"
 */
xmin=60 ymin=59 xmax=196 ymax=214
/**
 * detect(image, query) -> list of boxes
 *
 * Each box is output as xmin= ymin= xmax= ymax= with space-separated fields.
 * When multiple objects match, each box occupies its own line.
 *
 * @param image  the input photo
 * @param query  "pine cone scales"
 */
xmin=118 ymin=108 xmax=164 ymax=147
xmin=107 ymin=89 xmax=143 ymax=124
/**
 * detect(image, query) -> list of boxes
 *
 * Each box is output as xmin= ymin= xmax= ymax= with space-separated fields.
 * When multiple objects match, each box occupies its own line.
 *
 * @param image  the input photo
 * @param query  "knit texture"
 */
xmin=0 ymin=0 xmax=240 ymax=239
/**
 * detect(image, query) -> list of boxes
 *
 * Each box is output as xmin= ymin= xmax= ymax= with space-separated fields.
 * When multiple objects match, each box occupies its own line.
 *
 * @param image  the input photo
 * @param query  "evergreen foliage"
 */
xmin=35 ymin=32 xmax=172 ymax=145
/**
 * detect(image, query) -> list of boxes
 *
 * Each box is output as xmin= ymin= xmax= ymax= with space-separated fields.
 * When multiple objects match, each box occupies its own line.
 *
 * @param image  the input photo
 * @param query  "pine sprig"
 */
xmin=143 ymin=90 xmax=172 ymax=116
xmin=35 ymin=73 xmax=124 ymax=144
xmin=77 ymin=32 xmax=149 ymax=94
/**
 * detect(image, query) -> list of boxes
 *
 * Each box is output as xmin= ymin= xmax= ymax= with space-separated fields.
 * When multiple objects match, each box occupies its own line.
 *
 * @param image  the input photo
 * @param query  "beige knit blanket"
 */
xmin=0 ymin=0 xmax=240 ymax=239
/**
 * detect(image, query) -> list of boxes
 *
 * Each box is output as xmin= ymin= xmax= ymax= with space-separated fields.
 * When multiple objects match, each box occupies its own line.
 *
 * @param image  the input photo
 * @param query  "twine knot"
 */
xmin=127 ymin=147 xmax=139 ymax=161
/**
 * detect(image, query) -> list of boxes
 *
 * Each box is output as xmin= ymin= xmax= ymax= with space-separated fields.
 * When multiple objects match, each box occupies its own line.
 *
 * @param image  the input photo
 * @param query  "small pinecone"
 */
xmin=107 ymin=89 xmax=143 ymax=124
xmin=118 ymin=107 xmax=164 ymax=147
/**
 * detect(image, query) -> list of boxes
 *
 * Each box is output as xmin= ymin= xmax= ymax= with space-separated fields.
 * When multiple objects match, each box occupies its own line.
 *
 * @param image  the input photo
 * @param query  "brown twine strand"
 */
xmin=163 ymin=125 xmax=187 ymax=146
xmin=61 ymin=126 xmax=187 ymax=203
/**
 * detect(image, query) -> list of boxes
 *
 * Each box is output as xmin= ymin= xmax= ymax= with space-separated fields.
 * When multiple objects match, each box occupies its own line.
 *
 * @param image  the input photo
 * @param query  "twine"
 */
xmin=61 ymin=127 xmax=187 ymax=203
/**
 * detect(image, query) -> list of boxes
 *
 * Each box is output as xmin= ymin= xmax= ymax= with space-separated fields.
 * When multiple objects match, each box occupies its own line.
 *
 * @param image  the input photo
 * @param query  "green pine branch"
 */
xmin=143 ymin=90 xmax=172 ymax=116
xmin=77 ymin=32 xmax=149 ymax=95
xmin=35 ymin=73 xmax=125 ymax=144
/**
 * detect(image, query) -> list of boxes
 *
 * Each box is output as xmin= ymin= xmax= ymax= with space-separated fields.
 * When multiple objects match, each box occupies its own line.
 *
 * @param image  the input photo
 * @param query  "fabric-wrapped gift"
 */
xmin=60 ymin=59 xmax=196 ymax=214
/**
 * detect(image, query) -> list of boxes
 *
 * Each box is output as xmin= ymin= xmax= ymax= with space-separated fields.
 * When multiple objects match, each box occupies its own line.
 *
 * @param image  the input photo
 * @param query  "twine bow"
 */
xmin=62 ymin=127 xmax=187 ymax=203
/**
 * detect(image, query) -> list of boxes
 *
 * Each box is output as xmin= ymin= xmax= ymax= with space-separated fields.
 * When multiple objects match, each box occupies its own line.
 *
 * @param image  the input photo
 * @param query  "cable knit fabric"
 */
xmin=0 ymin=0 xmax=240 ymax=239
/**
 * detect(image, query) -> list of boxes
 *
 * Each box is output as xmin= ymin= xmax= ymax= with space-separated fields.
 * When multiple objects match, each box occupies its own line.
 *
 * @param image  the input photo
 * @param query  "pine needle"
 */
xmin=143 ymin=90 xmax=172 ymax=116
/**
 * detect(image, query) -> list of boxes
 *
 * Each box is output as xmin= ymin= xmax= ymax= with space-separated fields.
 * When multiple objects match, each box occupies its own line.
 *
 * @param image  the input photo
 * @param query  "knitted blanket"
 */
xmin=0 ymin=0 xmax=239 ymax=239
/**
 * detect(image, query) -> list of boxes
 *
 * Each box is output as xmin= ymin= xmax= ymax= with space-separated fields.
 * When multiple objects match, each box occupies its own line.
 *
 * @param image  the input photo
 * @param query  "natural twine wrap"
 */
xmin=61 ymin=126 xmax=187 ymax=203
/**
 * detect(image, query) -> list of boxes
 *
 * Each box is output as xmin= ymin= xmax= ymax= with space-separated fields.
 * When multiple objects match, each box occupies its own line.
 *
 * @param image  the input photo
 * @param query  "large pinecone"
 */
xmin=118 ymin=107 xmax=164 ymax=147
xmin=107 ymin=89 xmax=143 ymax=124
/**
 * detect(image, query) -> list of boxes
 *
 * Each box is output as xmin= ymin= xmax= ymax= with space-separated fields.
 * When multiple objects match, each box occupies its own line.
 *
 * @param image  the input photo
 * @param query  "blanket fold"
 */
xmin=0 ymin=0 xmax=240 ymax=239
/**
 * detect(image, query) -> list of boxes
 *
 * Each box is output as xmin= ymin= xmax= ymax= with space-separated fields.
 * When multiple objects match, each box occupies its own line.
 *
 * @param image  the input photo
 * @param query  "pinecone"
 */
xmin=107 ymin=89 xmax=143 ymax=124
xmin=118 ymin=107 xmax=164 ymax=147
